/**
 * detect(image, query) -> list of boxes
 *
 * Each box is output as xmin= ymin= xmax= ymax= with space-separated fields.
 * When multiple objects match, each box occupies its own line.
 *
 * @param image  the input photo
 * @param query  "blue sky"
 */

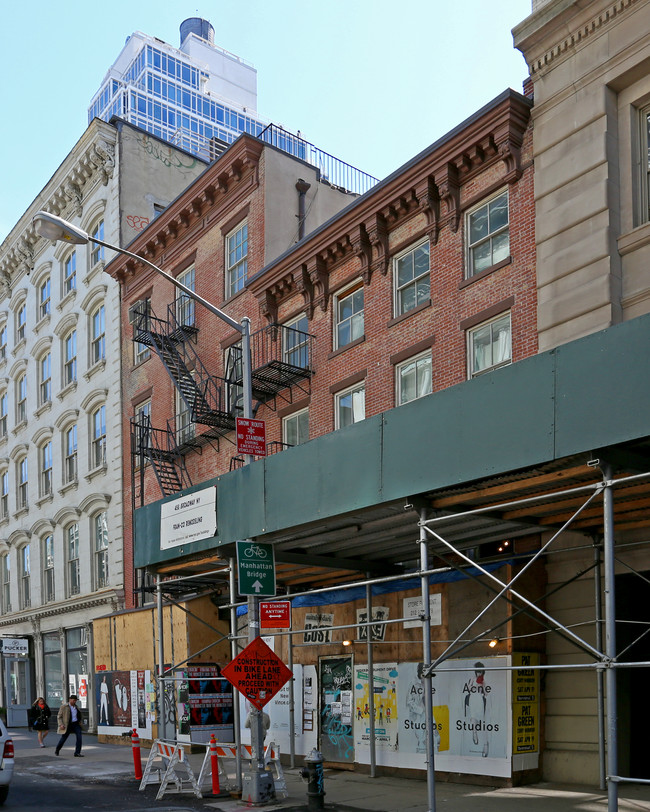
xmin=0 ymin=0 xmax=531 ymax=243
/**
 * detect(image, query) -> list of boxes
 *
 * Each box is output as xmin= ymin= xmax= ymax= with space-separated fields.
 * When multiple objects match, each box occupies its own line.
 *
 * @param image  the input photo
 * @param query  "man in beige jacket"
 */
xmin=55 ymin=694 xmax=84 ymax=757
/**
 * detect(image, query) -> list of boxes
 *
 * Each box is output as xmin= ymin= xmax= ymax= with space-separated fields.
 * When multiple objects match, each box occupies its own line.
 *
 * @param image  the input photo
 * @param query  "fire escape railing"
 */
xmin=131 ymin=416 xmax=192 ymax=498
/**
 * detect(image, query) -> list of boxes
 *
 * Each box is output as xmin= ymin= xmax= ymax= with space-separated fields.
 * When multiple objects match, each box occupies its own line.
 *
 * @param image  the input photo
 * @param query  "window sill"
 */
xmin=33 ymin=314 xmax=51 ymax=335
xmin=83 ymin=260 xmax=105 ymax=287
xmin=327 ymin=335 xmax=365 ymax=360
xmin=57 ymin=381 xmax=77 ymax=401
xmin=84 ymin=359 xmax=106 ymax=382
xmin=12 ymin=420 xmax=27 ymax=436
xmin=387 ymin=299 xmax=431 ymax=328
xmin=468 ymin=359 xmax=512 ymax=379
xmin=57 ymin=289 xmax=77 ymax=311
xmin=13 ymin=506 xmax=28 ymax=520
xmin=59 ymin=479 xmax=78 ymax=496
xmin=35 ymin=493 xmax=53 ymax=508
xmin=133 ymin=353 xmax=151 ymax=369
xmin=85 ymin=464 xmax=107 ymax=483
xmin=11 ymin=339 xmax=26 ymax=357
xmin=34 ymin=401 xmax=52 ymax=419
xmin=459 ymin=256 xmax=512 ymax=289
xmin=618 ymin=220 xmax=650 ymax=255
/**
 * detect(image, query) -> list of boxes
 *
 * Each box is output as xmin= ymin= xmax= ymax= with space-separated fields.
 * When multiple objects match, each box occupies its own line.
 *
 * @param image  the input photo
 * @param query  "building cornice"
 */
xmin=513 ymin=0 xmax=637 ymax=78
xmin=248 ymin=91 xmax=532 ymax=323
xmin=0 ymin=120 xmax=117 ymax=288
xmin=0 ymin=591 xmax=123 ymax=628
xmin=105 ymin=135 xmax=265 ymax=287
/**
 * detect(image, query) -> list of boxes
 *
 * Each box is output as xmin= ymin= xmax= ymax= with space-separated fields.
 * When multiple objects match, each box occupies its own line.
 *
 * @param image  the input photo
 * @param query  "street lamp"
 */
xmin=32 ymin=210 xmax=271 ymax=802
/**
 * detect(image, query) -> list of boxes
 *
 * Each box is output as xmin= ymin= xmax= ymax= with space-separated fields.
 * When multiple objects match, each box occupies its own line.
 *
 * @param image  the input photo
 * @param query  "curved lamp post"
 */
xmin=32 ymin=210 xmax=271 ymax=802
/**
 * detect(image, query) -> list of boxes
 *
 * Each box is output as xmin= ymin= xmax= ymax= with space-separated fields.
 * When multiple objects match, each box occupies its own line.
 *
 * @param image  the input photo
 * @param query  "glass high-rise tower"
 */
xmin=89 ymin=17 xmax=376 ymax=195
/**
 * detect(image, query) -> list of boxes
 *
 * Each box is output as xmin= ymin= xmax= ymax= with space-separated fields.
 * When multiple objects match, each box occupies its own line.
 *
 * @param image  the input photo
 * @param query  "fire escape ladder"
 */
xmin=133 ymin=303 xmax=236 ymax=437
xmin=131 ymin=416 xmax=192 ymax=498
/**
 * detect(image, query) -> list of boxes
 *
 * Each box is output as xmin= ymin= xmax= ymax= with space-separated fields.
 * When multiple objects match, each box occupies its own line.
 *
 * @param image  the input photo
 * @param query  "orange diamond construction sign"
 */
xmin=221 ymin=636 xmax=293 ymax=710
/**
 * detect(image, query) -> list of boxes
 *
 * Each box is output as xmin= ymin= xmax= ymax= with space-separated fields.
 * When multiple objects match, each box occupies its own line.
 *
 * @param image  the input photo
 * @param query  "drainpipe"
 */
xmin=296 ymin=180 xmax=311 ymax=241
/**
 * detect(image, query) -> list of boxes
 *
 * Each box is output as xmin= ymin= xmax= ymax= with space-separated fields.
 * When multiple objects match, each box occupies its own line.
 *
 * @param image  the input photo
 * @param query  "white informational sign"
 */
xmin=356 ymin=607 xmax=389 ymax=641
xmin=403 ymin=594 xmax=442 ymax=628
xmin=0 ymin=638 xmax=29 ymax=654
xmin=160 ymin=486 xmax=217 ymax=550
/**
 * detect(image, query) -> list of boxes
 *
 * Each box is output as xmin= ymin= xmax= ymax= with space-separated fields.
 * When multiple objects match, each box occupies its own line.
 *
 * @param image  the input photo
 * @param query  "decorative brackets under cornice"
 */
xmin=306 ymin=255 xmax=328 ymax=316
xmin=293 ymin=265 xmax=314 ymax=319
xmin=366 ymin=214 xmax=389 ymax=277
xmin=414 ymin=175 xmax=440 ymax=245
xmin=436 ymin=164 xmax=461 ymax=233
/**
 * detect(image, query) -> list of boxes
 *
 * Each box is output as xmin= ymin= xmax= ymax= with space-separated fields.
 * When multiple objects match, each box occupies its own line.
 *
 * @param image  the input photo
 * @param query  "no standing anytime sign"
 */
xmin=221 ymin=636 xmax=292 ymax=710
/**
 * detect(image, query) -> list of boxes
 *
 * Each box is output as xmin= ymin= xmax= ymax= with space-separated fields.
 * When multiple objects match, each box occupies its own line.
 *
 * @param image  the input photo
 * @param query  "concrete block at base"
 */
xmin=543 ymin=749 xmax=599 ymax=785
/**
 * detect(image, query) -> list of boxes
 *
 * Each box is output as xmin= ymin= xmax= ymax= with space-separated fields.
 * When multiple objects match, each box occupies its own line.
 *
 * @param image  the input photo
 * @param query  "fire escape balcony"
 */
xmin=230 ymin=323 xmax=315 ymax=404
xmin=132 ymin=300 xmax=236 ymax=436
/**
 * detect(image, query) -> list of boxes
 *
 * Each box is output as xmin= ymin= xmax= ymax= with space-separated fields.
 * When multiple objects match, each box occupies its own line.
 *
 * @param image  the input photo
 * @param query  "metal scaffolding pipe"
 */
xmin=419 ymin=508 xmax=436 ymax=812
xmin=601 ymin=466 xmax=618 ymax=812
xmin=367 ymin=580 xmax=376 ymax=778
xmin=594 ymin=540 xmax=606 ymax=791
xmin=229 ymin=557 xmax=242 ymax=792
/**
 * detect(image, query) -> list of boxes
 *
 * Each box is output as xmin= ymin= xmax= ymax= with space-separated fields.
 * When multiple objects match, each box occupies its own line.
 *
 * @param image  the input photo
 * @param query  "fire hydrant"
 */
xmin=300 ymin=748 xmax=325 ymax=810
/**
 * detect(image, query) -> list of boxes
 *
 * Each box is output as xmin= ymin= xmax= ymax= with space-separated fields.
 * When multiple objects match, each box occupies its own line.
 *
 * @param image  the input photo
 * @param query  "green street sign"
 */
xmin=236 ymin=541 xmax=276 ymax=597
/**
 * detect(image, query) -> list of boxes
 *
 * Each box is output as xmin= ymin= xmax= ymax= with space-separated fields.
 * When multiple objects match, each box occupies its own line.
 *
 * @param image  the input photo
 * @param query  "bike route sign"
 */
xmin=221 ymin=636 xmax=292 ymax=709
xmin=236 ymin=540 xmax=276 ymax=597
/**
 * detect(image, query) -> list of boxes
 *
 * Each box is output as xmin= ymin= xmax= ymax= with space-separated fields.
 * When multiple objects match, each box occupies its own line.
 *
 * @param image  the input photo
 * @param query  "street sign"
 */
xmin=260 ymin=601 xmax=292 ymax=629
xmin=236 ymin=541 xmax=276 ymax=596
xmin=221 ymin=636 xmax=292 ymax=709
xmin=236 ymin=417 xmax=267 ymax=457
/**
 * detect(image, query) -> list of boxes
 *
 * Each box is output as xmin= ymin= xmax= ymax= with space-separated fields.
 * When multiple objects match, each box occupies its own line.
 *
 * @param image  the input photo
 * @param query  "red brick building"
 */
xmin=107 ymin=88 xmax=534 ymax=608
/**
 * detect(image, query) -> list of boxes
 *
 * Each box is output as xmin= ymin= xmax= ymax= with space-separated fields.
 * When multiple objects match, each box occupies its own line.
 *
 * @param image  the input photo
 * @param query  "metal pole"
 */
xmin=229 ymin=557 xmax=242 ymax=792
xmin=419 ymin=509 xmax=436 ymax=812
xmin=594 ymin=539 xmax=606 ymax=791
xmin=601 ymin=465 xmax=618 ymax=812
xmin=287 ymin=588 xmax=296 ymax=769
xmin=366 ymin=580 xmax=376 ymax=778
xmin=156 ymin=575 xmax=166 ymax=741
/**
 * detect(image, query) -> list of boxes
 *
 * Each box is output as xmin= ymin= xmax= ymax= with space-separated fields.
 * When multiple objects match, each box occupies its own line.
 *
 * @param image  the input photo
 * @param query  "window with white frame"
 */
xmin=64 ymin=329 xmax=77 ymax=386
xmin=283 ymin=314 xmax=310 ymax=369
xmin=335 ymin=382 xmax=366 ymax=429
xmin=467 ymin=312 xmax=512 ymax=377
xmin=176 ymin=267 xmax=195 ymax=326
xmin=334 ymin=282 xmax=364 ymax=350
xmin=40 ymin=440 xmax=52 ymax=497
xmin=39 ymin=277 xmax=51 ymax=320
xmin=39 ymin=351 xmax=52 ymax=404
xmin=394 ymin=241 xmax=430 ymax=316
xmin=64 ymin=424 xmax=78 ymax=483
xmin=1 ymin=554 xmax=10 ymax=613
xmin=133 ymin=298 xmax=151 ymax=365
xmin=16 ymin=303 xmax=26 ymax=343
xmin=64 ymin=251 xmax=76 ymax=295
xmin=91 ymin=405 xmax=106 ymax=468
xmin=175 ymin=388 xmax=194 ymax=444
xmin=43 ymin=534 xmax=54 ymax=603
xmin=466 ymin=190 xmax=509 ymax=278
xmin=16 ymin=373 xmax=26 ymax=424
xmin=282 ymin=408 xmax=309 ymax=446
xmin=396 ymin=352 xmax=432 ymax=405
xmin=91 ymin=304 xmax=105 ymax=364
xmin=226 ymin=221 xmax=248 ymax=298
xmin=91 ymin=220 xmax=105 ymax=266
xmin=66 ymin=523 xmax=80 ymax=597
xmin=0 ymin=471 xmax=8 ymax=519
xmin=0 ymin=392 xmax=7 ymax=438
xmin=17 ymin=456 xmax=28 ymax=510
xmin=94 ymin=511 xmax=109 ymax=589
xmin=0 ymin=325 xmax=7 ymax=361
xmin=19 ymin=544 xmax=30 ymax=609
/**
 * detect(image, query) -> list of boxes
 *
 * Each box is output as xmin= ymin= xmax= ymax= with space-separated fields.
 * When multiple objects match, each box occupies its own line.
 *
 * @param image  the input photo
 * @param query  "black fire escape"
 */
xmin=131 ymin=299 xmax=315 ymax=499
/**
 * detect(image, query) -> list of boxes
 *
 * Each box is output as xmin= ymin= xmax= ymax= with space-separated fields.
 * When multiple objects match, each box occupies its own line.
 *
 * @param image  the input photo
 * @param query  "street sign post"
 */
xmin=222 ymin=637 xmax=292 ymax=709
xmin=236 ymin=541 xmax=276 ymax=597
xmin=260 ymin=601 xmax=292 ymax=629
xmin=236 ymin=417 xmax=267 ymax=457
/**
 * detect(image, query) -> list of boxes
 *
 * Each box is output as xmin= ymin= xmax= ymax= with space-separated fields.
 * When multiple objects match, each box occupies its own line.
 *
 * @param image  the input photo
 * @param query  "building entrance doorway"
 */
xmin=318 ymin=656 xmax=354 ymax=766
xmin=616 ymin=570 xmax=650 ymax=779
xmin=4 ymin=656 xmax=32 ymax=727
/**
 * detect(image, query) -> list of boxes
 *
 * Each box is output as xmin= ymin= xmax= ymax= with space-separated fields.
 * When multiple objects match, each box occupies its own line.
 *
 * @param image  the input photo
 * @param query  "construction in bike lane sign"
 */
xmin=222 ymin=636 xmax=292 ymax=709
xmin=236 ymin=540 xmax=276 ymax=596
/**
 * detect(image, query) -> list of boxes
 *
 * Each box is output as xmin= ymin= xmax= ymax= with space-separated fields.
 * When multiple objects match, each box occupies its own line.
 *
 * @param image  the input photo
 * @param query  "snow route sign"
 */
xmin=221 ymin=636 xmax=292 ymax=710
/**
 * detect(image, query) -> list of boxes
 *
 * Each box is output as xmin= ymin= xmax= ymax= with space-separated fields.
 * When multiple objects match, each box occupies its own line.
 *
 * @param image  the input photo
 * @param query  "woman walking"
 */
xmin=31 ymin=697 xmax=52 ymax=747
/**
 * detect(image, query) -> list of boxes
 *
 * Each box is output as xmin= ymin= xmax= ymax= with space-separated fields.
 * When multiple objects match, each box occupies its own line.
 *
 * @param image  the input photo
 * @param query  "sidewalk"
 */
xmin=10 ymin=729 xmax=650 ymax=811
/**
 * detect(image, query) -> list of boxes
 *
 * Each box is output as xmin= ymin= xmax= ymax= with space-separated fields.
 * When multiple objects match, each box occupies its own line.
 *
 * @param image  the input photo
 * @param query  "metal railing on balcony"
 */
xmin=229 ymin=323 xmax=315 ymax=403
xmin=258 ymin=124 xmax=378 ymax=196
